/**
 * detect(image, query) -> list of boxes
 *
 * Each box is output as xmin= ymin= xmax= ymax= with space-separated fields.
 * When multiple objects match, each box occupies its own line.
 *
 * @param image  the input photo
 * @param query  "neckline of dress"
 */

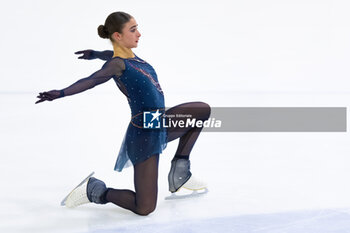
xmin=112 ymin=54 xmax=146 ymax=63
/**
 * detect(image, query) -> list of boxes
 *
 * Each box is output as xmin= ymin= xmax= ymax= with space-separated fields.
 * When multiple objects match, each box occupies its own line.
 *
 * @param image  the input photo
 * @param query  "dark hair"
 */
xmin=97 ymin=11 xmax=133 ymax=40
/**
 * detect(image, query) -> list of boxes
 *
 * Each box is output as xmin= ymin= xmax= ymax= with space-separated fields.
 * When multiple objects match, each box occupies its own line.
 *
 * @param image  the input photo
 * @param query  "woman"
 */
xmin=36 ymin=11 xmax=211 ymax=216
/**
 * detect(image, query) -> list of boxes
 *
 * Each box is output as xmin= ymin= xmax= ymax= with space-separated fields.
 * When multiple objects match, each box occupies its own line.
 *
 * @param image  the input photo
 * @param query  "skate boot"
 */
xmin=62 ymin=172 xmax=108 ymax=208
xmin=168 ymin=158 xmax=192 ymax=193
xmin=166 ymin=158 xmax=208 ymax=200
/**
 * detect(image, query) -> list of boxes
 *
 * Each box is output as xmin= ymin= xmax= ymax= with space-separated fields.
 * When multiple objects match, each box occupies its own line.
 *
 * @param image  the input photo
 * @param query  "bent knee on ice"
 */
xmin=135 ymin=203 xmax=157 ymax=216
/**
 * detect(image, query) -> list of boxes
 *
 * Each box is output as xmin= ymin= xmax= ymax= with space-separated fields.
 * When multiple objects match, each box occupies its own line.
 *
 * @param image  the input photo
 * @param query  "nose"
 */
xmin=137 ymin=30 xmax=141 ymax=37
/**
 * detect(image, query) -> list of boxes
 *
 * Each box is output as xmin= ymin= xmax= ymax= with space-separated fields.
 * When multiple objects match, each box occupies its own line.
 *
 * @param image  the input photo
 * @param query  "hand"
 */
xmin=74 ymin=50 xmax=96 ymax=60
xmin=35 ymin=90 xmax=61 ymax=104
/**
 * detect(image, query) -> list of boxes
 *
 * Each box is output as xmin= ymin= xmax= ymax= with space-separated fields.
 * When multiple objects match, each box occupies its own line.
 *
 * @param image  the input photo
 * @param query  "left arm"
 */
xmin=75 ymin=50 xmax=113 ymax=61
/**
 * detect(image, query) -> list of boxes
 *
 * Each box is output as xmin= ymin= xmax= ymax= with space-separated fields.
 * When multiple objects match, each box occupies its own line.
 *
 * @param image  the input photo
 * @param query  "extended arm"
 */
xmin=35 ymin=58 xmax=124 ymax=104
xmin=75 ymin=50 xmax=114 ymax=61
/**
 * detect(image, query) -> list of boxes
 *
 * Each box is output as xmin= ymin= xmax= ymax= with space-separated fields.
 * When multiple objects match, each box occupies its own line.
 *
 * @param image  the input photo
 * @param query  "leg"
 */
xmin=105 ymin=154 xmax=159 ymax=216
xmin=166 ymin=101 xmax=211 ymax=157
xmin=165 ymin=101 xmax=211 ymax=192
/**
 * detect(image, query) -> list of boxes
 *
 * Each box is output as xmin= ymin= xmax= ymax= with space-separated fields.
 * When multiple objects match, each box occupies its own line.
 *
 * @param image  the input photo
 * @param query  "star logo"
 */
xmin=150 ymin=109 xmax=162 ymax=122
xmin=143 ymin=109 xmax=163 ymax=129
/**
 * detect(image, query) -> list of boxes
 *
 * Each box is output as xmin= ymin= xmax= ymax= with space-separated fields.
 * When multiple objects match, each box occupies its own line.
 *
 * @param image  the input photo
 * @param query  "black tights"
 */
xmin=105 ymin=101 xmax=211 ymax=215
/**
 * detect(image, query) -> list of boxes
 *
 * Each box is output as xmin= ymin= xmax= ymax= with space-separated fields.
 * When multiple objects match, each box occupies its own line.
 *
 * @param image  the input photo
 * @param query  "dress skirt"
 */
xmin=114 ymin=113 xmax=168 ymax=172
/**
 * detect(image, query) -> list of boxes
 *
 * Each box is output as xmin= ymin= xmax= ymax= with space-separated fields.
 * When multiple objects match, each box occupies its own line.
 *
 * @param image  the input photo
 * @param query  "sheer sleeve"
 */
xmin=61 ymin=58 xmax=125 ymax=97
xmin=93 ymin=50 xmax=114 ymax=61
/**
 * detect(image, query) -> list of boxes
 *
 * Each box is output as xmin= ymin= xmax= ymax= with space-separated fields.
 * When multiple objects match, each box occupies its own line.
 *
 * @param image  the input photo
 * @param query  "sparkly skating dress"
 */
xmin=61 ymin=53 xmax=168 ymax=172
xmin=111 ymin=55 xmax=168 ymax=171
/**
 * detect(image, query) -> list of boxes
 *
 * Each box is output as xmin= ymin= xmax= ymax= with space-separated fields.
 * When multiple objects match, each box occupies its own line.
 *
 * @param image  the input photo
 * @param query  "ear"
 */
xmin=111 ymin=32 xmax=122 ymax=41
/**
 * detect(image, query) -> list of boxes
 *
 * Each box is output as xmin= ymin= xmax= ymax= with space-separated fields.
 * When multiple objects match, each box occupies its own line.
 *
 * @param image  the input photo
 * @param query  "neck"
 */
xmin=113 ymin=43 xmax=135 ymax=58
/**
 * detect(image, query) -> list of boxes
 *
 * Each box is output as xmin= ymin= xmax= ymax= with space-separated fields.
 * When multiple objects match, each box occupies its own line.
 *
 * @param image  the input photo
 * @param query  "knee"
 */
xmin=135 ymin=203 xmax=156 ymax=216
xmin=196 ymin=101 xmax=211 ymax=120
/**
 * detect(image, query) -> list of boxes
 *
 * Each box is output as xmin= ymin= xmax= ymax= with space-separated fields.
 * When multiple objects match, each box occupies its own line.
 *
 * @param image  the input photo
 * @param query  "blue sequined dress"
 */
xmin=60 ymin=53 xmax=167 ymax=172
xmin=112 ymin=55 xmax=168 ymax=171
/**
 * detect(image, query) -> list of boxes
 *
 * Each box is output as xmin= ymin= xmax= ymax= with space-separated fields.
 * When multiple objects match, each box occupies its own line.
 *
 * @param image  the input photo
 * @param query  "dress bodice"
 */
xmin=112 ymin=55 xmax=165 ymax=117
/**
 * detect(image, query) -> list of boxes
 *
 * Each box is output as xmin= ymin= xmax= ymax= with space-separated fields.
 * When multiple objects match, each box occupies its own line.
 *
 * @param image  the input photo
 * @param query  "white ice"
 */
xmin=1 ymin=1 xmax=350 ymax=232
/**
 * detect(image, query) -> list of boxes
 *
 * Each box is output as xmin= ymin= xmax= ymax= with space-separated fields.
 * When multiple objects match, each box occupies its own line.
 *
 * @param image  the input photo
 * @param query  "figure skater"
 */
xmin=36 ymin=11 xmax=211 ymax=216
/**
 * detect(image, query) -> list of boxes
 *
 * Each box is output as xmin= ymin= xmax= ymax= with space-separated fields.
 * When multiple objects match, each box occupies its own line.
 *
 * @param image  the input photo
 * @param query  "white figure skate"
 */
xmin=61 ymin=172 xmax=94 ymax=208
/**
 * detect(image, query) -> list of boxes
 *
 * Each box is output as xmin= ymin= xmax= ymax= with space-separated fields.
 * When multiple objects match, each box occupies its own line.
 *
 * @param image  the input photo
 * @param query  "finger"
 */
xmin=41 ymin=94 xmax=54 ymax=100
xmin=75 ymin=51 xmax=84 ymax=54
xmin=39 ymin=95 xmax=50 ymax=99
xmin=38 ymin=94 xmax=48 ymax=98
xmin=78 ymin=55 xmax=85 ymax=59
xmin=35 ymin=99 xmax=45 ymax=104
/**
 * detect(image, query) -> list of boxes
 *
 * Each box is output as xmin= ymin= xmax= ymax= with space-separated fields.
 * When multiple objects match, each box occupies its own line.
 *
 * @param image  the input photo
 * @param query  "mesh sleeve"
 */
xmin=94 ymin=50 xmax=114 ymax=61
xmin=61 ymin=58 xmax=125 ymax=97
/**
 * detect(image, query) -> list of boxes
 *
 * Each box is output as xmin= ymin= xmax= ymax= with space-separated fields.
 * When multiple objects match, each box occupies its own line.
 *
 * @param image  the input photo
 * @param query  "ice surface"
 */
xmin=1 ymin=91 xmax=350 ymax=233
xmin=88 ymin=209 xmax=350 ymax=233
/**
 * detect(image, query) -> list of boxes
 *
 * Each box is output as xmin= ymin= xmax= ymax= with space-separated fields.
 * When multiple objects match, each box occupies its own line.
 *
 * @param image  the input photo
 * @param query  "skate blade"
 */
xmin=60 ymin=171 xmax=95 ymax=206
xmin=164 ymin=188 xmax=208 ymax=200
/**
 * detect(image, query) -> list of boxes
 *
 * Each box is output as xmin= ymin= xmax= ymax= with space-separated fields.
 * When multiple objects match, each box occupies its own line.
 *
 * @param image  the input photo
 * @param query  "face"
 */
xmin=112 ymin=18 xmax=141 ymax=48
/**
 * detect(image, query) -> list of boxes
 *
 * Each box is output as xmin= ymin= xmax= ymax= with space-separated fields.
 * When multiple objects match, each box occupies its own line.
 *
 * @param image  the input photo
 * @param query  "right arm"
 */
xmin=35 ymin=58 xmax=124 ymax=104
xmin=75 ymin=49 xmax=113 ymax=61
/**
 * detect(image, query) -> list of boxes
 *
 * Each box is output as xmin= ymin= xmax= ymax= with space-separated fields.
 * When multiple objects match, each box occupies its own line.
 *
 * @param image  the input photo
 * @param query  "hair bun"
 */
xmin=98 ymin=25 xmax=109 ymax=39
